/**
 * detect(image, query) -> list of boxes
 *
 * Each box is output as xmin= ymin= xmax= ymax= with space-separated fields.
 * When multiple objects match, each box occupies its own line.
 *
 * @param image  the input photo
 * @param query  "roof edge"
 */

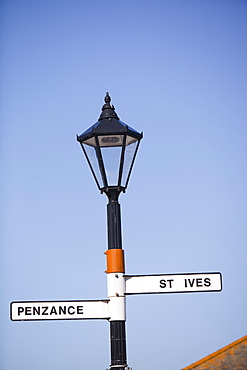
xmin=181 ymin=335 xmax=247 ymax=370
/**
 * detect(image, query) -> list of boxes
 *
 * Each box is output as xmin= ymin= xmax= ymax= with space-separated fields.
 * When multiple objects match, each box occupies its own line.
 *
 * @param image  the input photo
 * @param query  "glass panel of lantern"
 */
xmin=98 ymin=134 xmax=124 ymax=187
xmin=121 ymin=138 xmax=139 ymax=187
xmin=82 ymin=138 xmax=104 ymax=189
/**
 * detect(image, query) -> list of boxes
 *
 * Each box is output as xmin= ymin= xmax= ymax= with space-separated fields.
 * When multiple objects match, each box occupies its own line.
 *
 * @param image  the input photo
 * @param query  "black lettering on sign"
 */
xmin=33 ymin=307 xmax=40 ymax=315
xmin=59 ymin=306 xmax=66 ymax=315
xmin=160 ymin=279 xmax=166 ymax=288
xmin=50 ymin=306 xmax=57 ymax=315
xmin=196 ymin=278 xmax=203 ymax=287
xmin=42 ymin=307 xmax=48 ymax=315
xmin=68 ymin=306 xmax=75 ymax=315
xmin=18 ymin=307 xmax=24 ymax=316
xmin=185 ymin=277 xmax=212 ymax=288
xmin=160 ymin=279 xmax=174 ymax=288
xmin=167 ymin=279 xmax=174 ymax=288
xmin=25 ymin=307 xmax=32 ymax=315
xmin=77 ymin=306 xmax=83 ymax=314
xmin=188 ymin=279 xmax=195 ymax=287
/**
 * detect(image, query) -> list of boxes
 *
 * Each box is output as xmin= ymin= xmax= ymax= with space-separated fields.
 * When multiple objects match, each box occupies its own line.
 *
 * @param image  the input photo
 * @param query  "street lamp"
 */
xmin=77 ymin=93 xmax=143 ymax=370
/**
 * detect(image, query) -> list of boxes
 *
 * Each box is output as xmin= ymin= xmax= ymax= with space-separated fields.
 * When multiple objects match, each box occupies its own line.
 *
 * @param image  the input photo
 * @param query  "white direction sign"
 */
xmin=11 ymin=300 xmax=110 ymax=321
xmin=125 ymin=272 xmax=222 ymax=295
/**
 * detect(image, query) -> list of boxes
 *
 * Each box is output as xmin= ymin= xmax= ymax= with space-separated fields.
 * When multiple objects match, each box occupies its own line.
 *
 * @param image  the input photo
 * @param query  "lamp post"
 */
xmin=77 ymin=93 xmax=143 ymax=370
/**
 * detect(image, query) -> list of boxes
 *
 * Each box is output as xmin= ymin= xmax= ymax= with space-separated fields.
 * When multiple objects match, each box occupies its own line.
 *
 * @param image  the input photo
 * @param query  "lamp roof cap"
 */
xmin=77 ymin=93 xmax=143 ymax=143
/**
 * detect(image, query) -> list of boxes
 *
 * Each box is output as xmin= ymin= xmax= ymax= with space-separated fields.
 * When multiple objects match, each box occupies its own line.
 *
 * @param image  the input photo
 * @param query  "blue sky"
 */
xmin=1 ymin=0 xmax=247 ymax=369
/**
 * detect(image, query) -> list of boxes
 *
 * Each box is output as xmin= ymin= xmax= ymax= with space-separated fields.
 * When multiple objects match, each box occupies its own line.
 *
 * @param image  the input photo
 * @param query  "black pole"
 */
xmin=106 ymin=189 xmax=127 ymax=370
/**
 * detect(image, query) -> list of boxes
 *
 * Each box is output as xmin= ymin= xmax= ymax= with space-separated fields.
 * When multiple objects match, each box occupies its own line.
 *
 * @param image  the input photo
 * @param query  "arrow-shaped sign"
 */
xmin=11 ymin=300 xmax=110 ymax=321
xmin=125 ymin=272 xmax=222 ymax=295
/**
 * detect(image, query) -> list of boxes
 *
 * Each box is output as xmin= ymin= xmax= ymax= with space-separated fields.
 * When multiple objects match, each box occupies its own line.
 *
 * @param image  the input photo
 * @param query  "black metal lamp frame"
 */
xmin=77 ymin=93 xmax=142 ymax=370
xmin=77 ymin=92 xmax=143 ymax=198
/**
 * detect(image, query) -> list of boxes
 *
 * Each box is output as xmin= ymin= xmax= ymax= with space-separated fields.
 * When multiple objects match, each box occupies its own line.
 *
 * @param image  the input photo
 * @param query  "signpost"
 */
xmin=10 ymin=273 xmax=222 ymax=321
xmin=10 ymin=94 xmax=223 ymax=369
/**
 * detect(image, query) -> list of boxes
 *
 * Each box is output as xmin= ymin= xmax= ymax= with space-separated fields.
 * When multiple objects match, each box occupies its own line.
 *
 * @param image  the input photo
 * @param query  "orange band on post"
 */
xmin=104 ymin=249 xmax=125 ymax=273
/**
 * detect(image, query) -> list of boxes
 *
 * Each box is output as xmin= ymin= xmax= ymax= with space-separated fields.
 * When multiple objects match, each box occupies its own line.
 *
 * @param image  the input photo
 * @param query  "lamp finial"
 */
xmin=105 ymin=92 xmax=111 ymax=104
